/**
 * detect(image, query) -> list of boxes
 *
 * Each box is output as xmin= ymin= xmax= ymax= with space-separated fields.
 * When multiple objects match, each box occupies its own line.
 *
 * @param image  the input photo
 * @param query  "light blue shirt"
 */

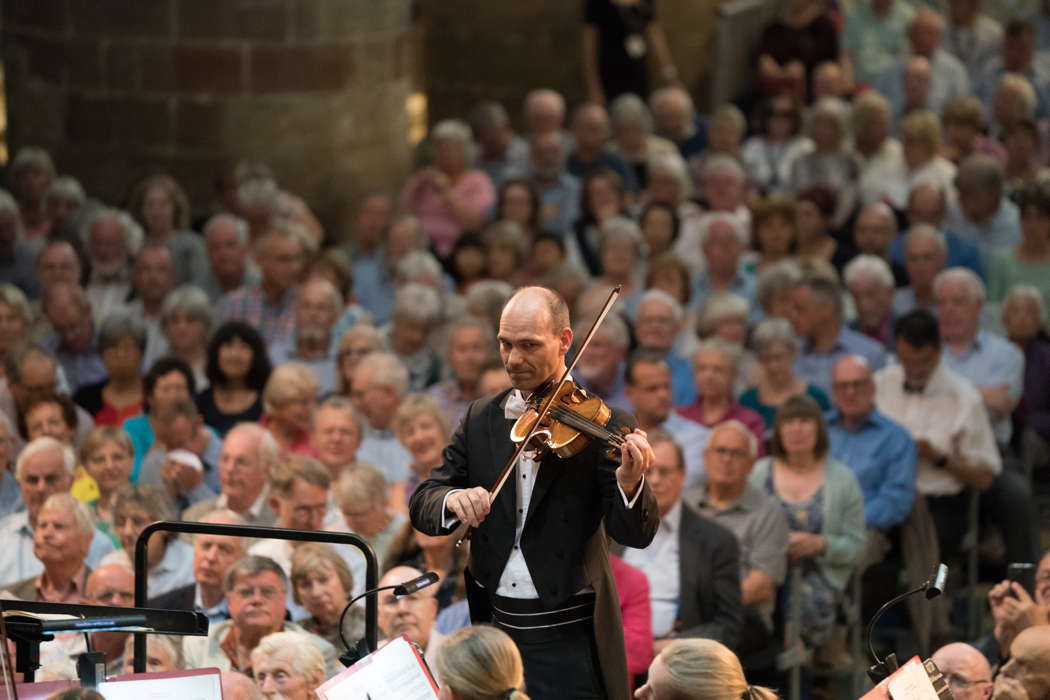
xmin=691 ymin=267 xmax=759 ymax=322
xmin=975 ymin=54 xmax=1050 ymax=120
xmin=827 ymin=409 xmax=916 ymax=531
xmin=148 ymin=538 xmax=196 ymax=599
xmin=0 ymin=471 xmax=24 ymax=515
xmin=662 ymin=411 xmax=710 ymax=490
xmin=940 ymin=330 xmax=1025 ymax=444
xmin=268 ymin=340 xmax=339 ymax=395
xmin=194 ymin=584 xmax=230 ymax=627
xmin=537 ymin=172 xmax=581 ymax=237
xmin=945 ymin=198 xmax=1022 ymax=263
xmin=665 ymin=350 xmax=698 ymax=407
xmin=873 ymin=49 xmax=970 ymax=121
xmin=0 ymin=510 xmax=116 ymax=588
xmin=795 ymin=327 xmax=888 ymax=395
xmin=350 ymin=248 xmax=394 ymax=326
xmin=357 ymin=425 xmax=411 ymax=483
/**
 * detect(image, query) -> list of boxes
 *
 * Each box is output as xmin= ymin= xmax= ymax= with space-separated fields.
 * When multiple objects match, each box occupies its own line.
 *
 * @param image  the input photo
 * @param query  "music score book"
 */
xmin=317 ymin=636 xmax=439 ymax=700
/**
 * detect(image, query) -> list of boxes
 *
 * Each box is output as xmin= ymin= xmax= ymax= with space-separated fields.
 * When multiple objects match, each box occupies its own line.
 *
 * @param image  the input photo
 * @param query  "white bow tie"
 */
xmin=504 ymin=390 xmax=528 ymax=420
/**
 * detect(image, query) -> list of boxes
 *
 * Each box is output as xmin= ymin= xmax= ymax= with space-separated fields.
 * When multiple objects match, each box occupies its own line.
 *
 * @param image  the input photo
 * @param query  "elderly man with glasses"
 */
xmin=931 ymin=642 xmax=993 ymax=700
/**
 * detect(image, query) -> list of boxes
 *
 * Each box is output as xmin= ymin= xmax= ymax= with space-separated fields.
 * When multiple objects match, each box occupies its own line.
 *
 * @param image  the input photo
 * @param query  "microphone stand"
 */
xmin=337 ymin=573 xmax=440 ymax=668
xmin=866 ymin=563 xmax=948 ymax=683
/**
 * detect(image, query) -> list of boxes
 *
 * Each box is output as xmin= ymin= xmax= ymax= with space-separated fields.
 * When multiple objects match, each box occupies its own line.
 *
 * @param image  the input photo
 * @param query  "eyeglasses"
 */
xmin=707 ymin=446 xmax=749 ymax=460
xmin=943 ymin=673 xmax=992 ymax=690
xmin=232 ymin=586 xmax=282 ymax=600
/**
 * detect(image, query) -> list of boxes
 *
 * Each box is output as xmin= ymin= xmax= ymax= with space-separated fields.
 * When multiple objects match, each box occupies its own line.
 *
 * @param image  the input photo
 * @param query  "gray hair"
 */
xmin=697 ymin=292 xmax=749 ymax=338
xmin=203 ymin=213 xmax=249 ymax=246
xmin=701 ymin=154 xmax=746 ymax=182
xmin=237 ymin=176 xmax=279 ymax=211
xmin=955 ymin=154 xmax=1005 ymax=198
xmin=40 ymin=492 xmax=95 ymax=542
xmin=797 ymin=274 xmax=845 ymax=318
xmin=82 ymin=208 xmax=145 ymax=257
xmin=98 ymin=311 xmax=148 ymax=354
xmin=576 ymin=312 xmax=629 ymax=349
xmin=693 ymin=337 xmax=743 ymax=377
xmin=339 ymin=324 xmax=384 ymax=352
xmin=649 ymin=86 xmax=696 ymax=121
xmin=1002 ymin=284 xmax=1047 ymax=321
xmin=223 ymin=555 xmax=289 ymax=593
xmin=354 ymin=352 xmax=409 ymax=397
xmin=16 ymin=436 xmax=75 ymax=481
xmin=751 ymin=317 xmax=799 ymax=354
xmin=710 ymin=419 xmax=759 ymax=460
xmin=5 ymin=344 xmax=57 ymax=388
xmin=905 ymin=224 xmax=947 ymax=253
xmin=756 ymin=259 xmax=803 ymax=313
xmin=46 ymin=176 xmax=85 ymax=207
xmin=647 ymin=152 xmax=693 ymax=199
xmin=443 ymin=316 xmax=496 ymax=359
xmin=844 ymin=254 xmax=895 ymax=290
xmin=637 ymin=288 xmax=685 ymax=324
xmin=934 ymin=267 xmax=986 ymax=303
xmin=335 ymin=462 xmax=389 ymax=510
xmin=396 ymin=250 xmax=444 ymax=287
xmin=807 ymin=97 xmax=851 ymax=142
xmin=227 ymin=423 xmax=281 ymax=471
xmin=161 ymin=285 xmax=216 ymax=331
xmin=610 ymin=93 xmax=653 ymax=131
xmin=431 ymin=119 xmax=478 ymax=162
xmin=465 ymin=279 xmax=515 ymax=320
xmin=599 ymin=216 xmax=643 ymax=255
xmin=10 ymin=147 xmax=55 ymax=180
xmin=700 ymin=212 xmax=749 ymax=248
xmin=393 ymin=282 xmax=443 ymax=327
xmin=250 ymin=632 xmax=325 ymax=684
xmin=712 ymin=104 xmax=746 ymax=138
xmin=111 ymin=483 xmax=179 ymax=526
xmin=0 ymin=283 xmax=32 ymax=325
xmin=999 ymin=73 xmax=1037 ymax=119
xmin=263 ymin=362 xmax=320 ymax=412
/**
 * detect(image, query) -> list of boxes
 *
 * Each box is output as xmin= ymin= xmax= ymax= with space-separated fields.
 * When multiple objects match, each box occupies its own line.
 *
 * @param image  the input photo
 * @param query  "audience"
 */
xmin=290 ymin=542 xmax=365 ymax=648
xmin=931 ymin=643 xmax=994 ymax=700
xmin=197 ymin=322 xmax=272 ymax=437
xmin=184 ymin=423 xmax=279 ymax=526
xmin=377 ymin=564 xmax=441 ymax=653
xmin=250 ymin=631 xmax=326 ymax=700
xmin=3 ymin=492 xmax=94 ymax=603
xmin=432 ymin=625 xmax=530 ymax=700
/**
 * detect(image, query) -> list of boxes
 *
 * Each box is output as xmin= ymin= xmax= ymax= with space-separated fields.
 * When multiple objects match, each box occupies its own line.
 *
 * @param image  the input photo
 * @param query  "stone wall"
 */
xmin=2 ymin=0 xmax=416 ymax=237
xmin=419 ymin=0 xmax=728 ymax=127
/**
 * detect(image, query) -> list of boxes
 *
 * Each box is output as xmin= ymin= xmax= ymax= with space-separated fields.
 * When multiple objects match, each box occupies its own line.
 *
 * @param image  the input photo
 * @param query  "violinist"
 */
xmin=409 ymin=286 xmax=659 ymax=700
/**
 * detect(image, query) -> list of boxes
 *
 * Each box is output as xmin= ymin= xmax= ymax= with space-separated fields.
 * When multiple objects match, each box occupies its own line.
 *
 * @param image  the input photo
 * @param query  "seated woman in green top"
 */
xmin=739 ymin=317 xmax=830 ymax=438
xmin=987 ymin=180 xmax=1050 ymax=324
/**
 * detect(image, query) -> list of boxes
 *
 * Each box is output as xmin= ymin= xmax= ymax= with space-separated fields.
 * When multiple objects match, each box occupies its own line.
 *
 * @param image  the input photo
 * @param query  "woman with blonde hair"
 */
xmin=261 ymin=362 xmax=320 ymax=455
xmin=433 ymin=625 xmax=530 ymax=700
xmin=636 ymin=638 xmax=777 ymax=700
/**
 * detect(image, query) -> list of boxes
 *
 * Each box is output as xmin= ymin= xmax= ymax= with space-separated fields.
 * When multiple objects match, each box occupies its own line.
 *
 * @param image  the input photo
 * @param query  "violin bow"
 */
xmin=456 ymin=285 xmax=622 ymax=546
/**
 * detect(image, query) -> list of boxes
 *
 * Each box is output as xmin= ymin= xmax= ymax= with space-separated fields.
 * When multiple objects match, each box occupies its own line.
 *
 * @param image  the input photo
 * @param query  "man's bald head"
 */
xmin=502 ymin=286 xmax=570 ymax=336
xmin=932 ymin=643 xmax=992 ymax=700
xmin=85 ymin=564 xmax=136 ymax=606
xmin=1003 ymin=626 xmax=1050 ymax=700
xmin=222 ymin=671 xmax=265 ymax=700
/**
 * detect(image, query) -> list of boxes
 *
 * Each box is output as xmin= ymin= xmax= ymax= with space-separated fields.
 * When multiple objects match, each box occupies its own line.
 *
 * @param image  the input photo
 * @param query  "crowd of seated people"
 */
xmin=5 ymin=0 xmax=1050 ymax=695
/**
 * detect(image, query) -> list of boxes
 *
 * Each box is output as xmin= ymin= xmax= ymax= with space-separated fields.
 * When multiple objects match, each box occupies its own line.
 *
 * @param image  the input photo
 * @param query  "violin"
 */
xmin=510 ymin=378 xmax=629 ymax=460
xmin=457 ymin=285 xmax=624 ymax=547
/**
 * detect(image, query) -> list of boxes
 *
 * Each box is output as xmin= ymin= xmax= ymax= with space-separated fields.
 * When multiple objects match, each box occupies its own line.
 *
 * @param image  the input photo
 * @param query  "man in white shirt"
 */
xmin=183 ymin=423 xmax=278 ymax=526
xmin=350 ymin=352 xmax=413 ymax=485
xmin=875 ymin=309 xmax=1037 ymax=565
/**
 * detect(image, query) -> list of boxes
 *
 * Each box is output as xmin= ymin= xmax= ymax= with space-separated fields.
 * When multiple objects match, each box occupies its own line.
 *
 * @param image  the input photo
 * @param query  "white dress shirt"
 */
xmin=443 ymin=387 xmax=644 ymax=600
xmin=874 ymin=361 xmax=1001 ymax=496
xmin=622 ymin=500 xmax=682 ymax=637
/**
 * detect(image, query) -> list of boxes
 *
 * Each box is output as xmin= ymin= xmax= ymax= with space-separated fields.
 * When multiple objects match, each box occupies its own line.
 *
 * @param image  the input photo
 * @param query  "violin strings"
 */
xmin=549 ymin=406 xmax=625 ymax=445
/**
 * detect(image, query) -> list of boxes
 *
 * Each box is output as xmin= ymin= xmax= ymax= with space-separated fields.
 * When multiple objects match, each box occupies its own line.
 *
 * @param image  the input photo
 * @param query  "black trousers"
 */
xmin=927 ymin=470 xmax=1038 ymax=569
xmin=492 ymin=594 xmax=606 ymax=700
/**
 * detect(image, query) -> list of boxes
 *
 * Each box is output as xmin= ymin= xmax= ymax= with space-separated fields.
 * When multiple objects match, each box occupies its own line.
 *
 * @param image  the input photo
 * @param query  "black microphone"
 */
xmin=337 ymin=572 xmax=442 ymax=665
xmin=393 ymin=572 xmax=440 ymax=597
xmin=866 ymin=562 xmax=949 ymax=683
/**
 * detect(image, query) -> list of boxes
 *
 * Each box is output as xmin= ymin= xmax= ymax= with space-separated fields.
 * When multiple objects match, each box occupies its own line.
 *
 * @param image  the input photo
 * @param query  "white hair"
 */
xmin=161 ymin=285 xmax=215 ymax=330
xmin=237 ymin=176 xmax=279 ymax=211
xmin=203 ymin=213 xmax=249 ymax=246
xmin=934 ymin=267 xmax=986 ymax=303
xmin=0 ymin=189 xmax=20 ymax=218
xmin=711 ymin=104 xmax=746 ymax=137
xmin=710 ymin=419 xmax=758 ymax=460
xmin=354 ymin=352 xmax=410 ymax=397
xmin=46 ymin=176 xmax=85 ymax=206
xmin=844 ymin=254 xmax=895 ymax=290
xmin=393 ymin=282 xmax=443 ymax=327
xmin=15 ymin=437 xmax=75 ymax=481
xmin=599 ymin=216 xmax=643 ymax=254
xmin=431 ymin=119 xmax=478 ymax=162
xmin=693 ymin=337 xmax=742 ymax=378
xmin=905 ymin=224 xmax=947 ymax=253
xmin=697 ymin=292 xmax=749 ymax=338
xmin=649 ymin=86 xmax=696 ymax=120
xmin=701 ymin=154 xmax=746 ymax=182
xmin=396 ymin=250 xmax=445 ymax=287
xmin=40 ymin=492 xmax=95 ymax=541
xmin=637 ymin=288 xmax=684 ymax=324
xmin=700 ymin=212 xmax=749 ymax=248
xmin=576 ymin=312 xmax=629 ymax=349
xmin=250 ymin=631 xmax=325 ymax=685
xmin=1002 ymin=283 xmax=1047 ymax=321
xmin=751 ymin=317 xmax=799 ymax=354
xmin=807 ymin=97 xmax=851 ymax=142
xmin=610 ymin=93 xmax=653 ymax=131
xmin=82 ymin=207 xmax=145 ymax=257
xmin=226 ymin=423 xmax=281 ymax=470
xmin=647 ymin=152 xmax=693 ymax=199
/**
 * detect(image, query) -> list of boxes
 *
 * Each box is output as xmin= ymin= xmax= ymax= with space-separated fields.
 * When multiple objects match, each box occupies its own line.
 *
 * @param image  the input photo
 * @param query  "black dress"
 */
xmin=584 ymin=0 xmax=655 ymax=100
xmin=195 ymin=387 xmax=263 ymax=437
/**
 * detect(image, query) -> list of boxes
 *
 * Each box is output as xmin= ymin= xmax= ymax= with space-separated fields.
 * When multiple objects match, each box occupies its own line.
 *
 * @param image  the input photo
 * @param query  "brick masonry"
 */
xmin=2 ymin=0 xmax=415 ymax=239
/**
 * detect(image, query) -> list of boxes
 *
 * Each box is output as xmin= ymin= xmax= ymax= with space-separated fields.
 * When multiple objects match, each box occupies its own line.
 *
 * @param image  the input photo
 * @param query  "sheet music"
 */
xmin=317 ymin=637 xmax=439 ymax=700
xmin=100 ymin=667 xmax=223 ymax=700
xmin=888 ymin=658 xmax=940 ymax=700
